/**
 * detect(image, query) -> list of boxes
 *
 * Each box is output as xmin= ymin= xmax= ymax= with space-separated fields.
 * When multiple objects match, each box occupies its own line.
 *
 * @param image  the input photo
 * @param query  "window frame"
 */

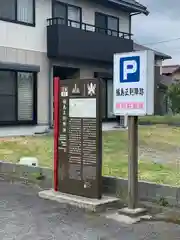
xmin=0 ymin=0 xmax=36 ymax=27
xmin=52 ymin=0 xmax=82 ymax=26
xmin=0 ymin=69 xmax=37 ymax=125
xmin=95 ymin=12 xmax=119 ymax=36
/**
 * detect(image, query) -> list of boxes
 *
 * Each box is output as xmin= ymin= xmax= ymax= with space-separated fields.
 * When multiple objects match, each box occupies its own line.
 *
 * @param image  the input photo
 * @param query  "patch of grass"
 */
xmin=139 ymin=115 xmax=180 ymax=124
xmin=0 ymin=136 xmax=53 ymax=167
xmin=103 ymin=126 xmax=180 ymax=185
xmin=138 ymin=125 xmax=180 ymax=151
xmin=0 ymin=126 xmax=180 ymax=186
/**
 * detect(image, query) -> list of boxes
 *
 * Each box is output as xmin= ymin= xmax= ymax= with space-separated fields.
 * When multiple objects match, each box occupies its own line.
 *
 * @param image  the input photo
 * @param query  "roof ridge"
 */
xmin=108 ymin=0 xmax=149 ymax=15
xmin=163 ymin=65 xmax=180 ymax=67
xmin=121 ymin=0 xmax=147 ymax=9
xmin=133 ymin=42 xmax=171 ymax=60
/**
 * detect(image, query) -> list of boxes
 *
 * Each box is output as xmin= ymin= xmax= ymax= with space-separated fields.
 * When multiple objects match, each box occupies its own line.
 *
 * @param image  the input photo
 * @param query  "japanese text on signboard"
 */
xmin=116 ymin=88 xmax=144 ymax=97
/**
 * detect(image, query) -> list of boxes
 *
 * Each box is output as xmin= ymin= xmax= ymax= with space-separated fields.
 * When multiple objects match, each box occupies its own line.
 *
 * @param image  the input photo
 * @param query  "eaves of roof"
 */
xmin=133 ymin=43 xmax=172 ymax=60
xmin=108 ymin=0 xmax=149 ymax=15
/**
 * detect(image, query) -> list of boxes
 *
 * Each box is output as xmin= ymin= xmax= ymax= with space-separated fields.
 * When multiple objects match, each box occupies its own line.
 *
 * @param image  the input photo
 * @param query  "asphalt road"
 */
xmin=0 ymin=180 xmax=180 ymax=240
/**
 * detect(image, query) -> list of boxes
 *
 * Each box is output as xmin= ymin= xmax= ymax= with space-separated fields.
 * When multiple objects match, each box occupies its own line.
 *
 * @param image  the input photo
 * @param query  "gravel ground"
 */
xmin=0 ymin=181 xmax=180 ymax=239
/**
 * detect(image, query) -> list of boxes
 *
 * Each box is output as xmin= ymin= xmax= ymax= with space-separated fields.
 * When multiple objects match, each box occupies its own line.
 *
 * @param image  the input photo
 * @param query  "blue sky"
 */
xmin=132 ymin=0 xmax=180 ymax=64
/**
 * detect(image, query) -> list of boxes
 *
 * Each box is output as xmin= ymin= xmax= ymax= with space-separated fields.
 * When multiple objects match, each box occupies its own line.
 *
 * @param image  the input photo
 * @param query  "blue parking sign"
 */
xmin=113 ymin=50 xmax=155 ymax=116
xmin=120 ymin=56 xmax=140 ymax=83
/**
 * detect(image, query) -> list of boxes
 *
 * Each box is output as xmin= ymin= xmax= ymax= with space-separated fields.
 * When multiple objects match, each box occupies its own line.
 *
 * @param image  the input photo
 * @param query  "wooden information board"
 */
xmin=55 ymin=78 xmax=102 ymax=199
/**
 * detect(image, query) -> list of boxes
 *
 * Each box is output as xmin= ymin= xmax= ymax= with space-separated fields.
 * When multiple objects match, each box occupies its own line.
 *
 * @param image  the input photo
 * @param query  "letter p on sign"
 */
xmin=120 ymin=56 xmax=140 ymax=83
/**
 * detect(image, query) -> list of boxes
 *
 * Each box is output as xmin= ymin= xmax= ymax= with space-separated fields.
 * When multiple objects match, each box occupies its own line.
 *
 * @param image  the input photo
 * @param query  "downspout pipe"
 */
xmin=48 ymin=60 xmax=53 ymax=129
xmin=130 ymin=11 xmax=149 ymax=42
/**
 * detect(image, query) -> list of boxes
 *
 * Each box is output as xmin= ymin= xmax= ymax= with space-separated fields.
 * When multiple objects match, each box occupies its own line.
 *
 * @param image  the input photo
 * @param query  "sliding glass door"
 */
xmin=53 ymin=1 xmax=81 ymax=28
xmin=0 ymin=70 xmax=37 ymax=125
xmin=0 ymin=71 xmax=16 ymax=122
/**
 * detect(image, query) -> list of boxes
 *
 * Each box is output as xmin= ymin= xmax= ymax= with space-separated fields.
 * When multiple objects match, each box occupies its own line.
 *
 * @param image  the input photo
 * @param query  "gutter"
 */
xmin=131 ymin=12 xmax=143 ymax=16
xmin=48 ymin=60 xmax=53 ymax=128
xmin=108 ymin=0 xmax=149 ymax=15
xmin=129 ymin=11 xmax=148 ymax=38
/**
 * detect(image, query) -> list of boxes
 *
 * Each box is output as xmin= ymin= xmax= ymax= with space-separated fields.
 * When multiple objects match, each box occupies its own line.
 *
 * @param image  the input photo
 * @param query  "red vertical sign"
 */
xmin=53 ymin=77 xmax=60 ymax=191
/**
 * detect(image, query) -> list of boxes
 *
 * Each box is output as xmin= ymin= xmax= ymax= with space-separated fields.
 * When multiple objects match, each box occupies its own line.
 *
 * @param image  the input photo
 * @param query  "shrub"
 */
xmin=167 ymin=83 xmax=180 ymax=114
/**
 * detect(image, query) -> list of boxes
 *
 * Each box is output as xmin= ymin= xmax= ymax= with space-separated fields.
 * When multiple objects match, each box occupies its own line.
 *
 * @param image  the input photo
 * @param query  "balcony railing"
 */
xmin=46 ymin=16 xmax=133 ymax=62
xmin=47 ymin=17 xmax=132 ymax=39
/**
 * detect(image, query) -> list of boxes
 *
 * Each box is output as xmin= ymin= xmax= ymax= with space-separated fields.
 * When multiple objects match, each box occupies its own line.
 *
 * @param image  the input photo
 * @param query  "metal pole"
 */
xmin=128 ymin=116 xmax=138 ymax=209
xmin=124 ymin=114 xmax=128 ymax=129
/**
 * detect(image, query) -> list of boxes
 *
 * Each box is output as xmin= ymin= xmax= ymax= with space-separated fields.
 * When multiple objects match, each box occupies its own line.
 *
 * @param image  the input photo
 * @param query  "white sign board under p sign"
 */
xmin=113 ymin=50 xmax=154 ymax=116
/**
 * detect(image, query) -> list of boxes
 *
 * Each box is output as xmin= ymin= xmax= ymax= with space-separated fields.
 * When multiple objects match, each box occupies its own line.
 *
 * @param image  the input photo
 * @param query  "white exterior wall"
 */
xmin=0 ymin=0 xmax=52 ymax=52
xmin=155 ymin=59 xmax=163 ymax=67
xmin=0 ymin=0 xmax=130 ymax=53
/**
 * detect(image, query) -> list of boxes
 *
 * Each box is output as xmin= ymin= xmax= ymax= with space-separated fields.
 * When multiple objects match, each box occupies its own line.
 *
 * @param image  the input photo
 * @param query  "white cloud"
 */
xmin=132 ymin=0 xmax=180 ymax=64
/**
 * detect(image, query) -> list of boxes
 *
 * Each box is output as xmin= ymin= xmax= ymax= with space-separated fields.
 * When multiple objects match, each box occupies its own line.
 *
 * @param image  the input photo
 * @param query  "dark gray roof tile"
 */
xmin=133 ymin=43 xmax=172 ymax=60
xmin=108 ymin=0 xmax=149 ymax=15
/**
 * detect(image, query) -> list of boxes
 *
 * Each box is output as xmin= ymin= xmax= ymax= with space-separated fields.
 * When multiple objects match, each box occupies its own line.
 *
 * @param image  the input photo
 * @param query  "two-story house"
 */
xmin=0 ymin=0 xmax=149 ymax=127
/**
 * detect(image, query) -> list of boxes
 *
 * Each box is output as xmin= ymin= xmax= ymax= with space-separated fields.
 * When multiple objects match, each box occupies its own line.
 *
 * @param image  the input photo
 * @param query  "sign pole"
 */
xmin=128 ymin=116 xmax=138 ymax=209
xmin=113 ymin=50 xmax=154 ymax=215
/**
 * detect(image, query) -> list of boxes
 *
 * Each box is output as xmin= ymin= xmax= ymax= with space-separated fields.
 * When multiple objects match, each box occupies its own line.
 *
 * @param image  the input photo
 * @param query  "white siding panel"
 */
xmin=0 ymin=0 xmax=51 ymax=52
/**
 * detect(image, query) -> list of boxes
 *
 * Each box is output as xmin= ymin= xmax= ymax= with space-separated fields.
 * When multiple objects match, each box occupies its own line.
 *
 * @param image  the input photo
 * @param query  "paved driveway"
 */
xmin=0 ymin=180 xmax=180 ymax=239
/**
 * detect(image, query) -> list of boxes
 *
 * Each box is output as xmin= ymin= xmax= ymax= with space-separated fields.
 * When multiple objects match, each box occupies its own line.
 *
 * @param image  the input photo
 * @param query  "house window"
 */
xmin=53 ymin=2 xmax=66 ymax=24
xmin=95 ymin=13 xmax=106 ymax=35
xmin=17 ymin=72 xmax=34 ymax=121
xmin=0 ymin=0 xmax=35 ymax=25
xmin=107 ymin=16 xmax=119 ymax=36
xmin=95 ymin=12 xmax=119 ymax=37
xmin=53 ymin=1 xmax=81 ymax=28
xmin=68 ymin=6 xmax=81 ymax=28
xmin=0 ymin=70 xmax=37 ymax=124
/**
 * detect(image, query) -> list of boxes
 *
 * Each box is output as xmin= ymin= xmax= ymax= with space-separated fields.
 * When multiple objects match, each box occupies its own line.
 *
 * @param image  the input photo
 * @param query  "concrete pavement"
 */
xmin=0 ymin=180 xmax=180 ymax=239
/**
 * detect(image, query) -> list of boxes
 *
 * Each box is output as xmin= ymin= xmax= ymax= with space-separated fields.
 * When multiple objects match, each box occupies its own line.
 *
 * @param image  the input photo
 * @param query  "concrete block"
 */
xmin=116 ymin=178 xmax=128 ymax=198
xmin=39 ymin=168 xmax=53 ymax=189
xmin=41 ymin=167 xmax=53 ymax=179
xmin=0 ymin=161 xmax=15 ymax=174
xmin=14 ymin=164 xmax=41 ymax=180
xmin=119 ymin=207 xmax=147 ymax=217
xmin=102 ymin=177 xmax=180 ymax=207
xmin=176 ymin=189 xmax=180 ymax=205
xmin=102 ymin=176 xmax=117 ymax=194
xmin=106 ymin=212 xmax=141 ymax=224
xmin=145 ymin=182 xmax=160 ymax=201
xmin=138 ymin=181 xmax=149 ymax=200
xmin=103 ymin=176 xmax=128 ymax=198
xmin=38 ymin=189 xmax=119 ymax=212
xmin=19 ymin=157 xmax=39 ymax=167
xmin=105 ymin=211 xmax=152 ymax=224
xmin=0 ymin=162 xmax=53 ymax=188
xmin=154 ymin=185 xmax=178 ymax=206
xmin=143 ymin=182 xmax=177 ymax=206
